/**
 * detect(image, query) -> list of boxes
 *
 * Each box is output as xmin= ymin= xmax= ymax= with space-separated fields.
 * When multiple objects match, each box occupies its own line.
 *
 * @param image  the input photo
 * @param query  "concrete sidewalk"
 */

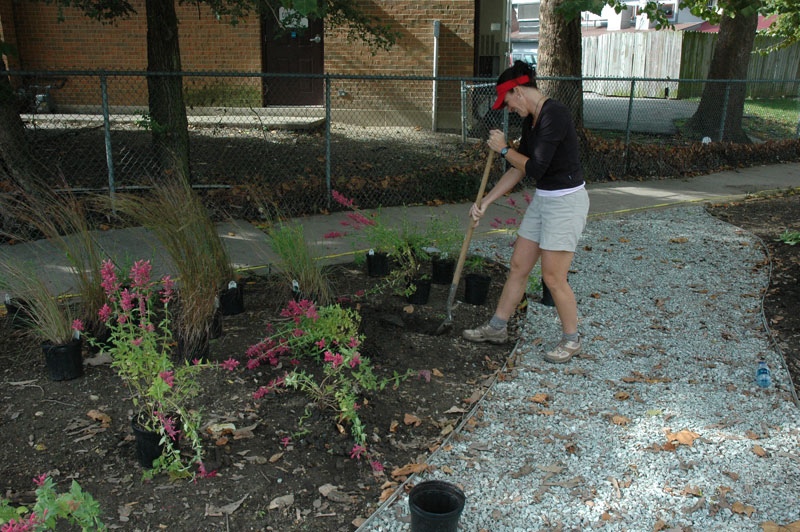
xmin=1 ymin=162 xmax=799 ymax=299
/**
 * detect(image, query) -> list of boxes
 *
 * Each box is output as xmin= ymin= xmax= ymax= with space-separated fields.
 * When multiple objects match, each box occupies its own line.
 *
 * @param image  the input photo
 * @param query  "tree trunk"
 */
xmin=537 ymin=0 xmax=584 ymax=128
xmin=0 ymin=61 xmax=50 ymax=193
xmin=687 ymin=12 xmax=758 ymax=143
xmin=145 ymin=0 xmax=190 ymax=182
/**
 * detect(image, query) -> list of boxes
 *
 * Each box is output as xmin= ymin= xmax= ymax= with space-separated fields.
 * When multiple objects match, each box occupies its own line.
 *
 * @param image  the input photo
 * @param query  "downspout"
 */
xmin=432 ymin=19 xmax=440 ymax=132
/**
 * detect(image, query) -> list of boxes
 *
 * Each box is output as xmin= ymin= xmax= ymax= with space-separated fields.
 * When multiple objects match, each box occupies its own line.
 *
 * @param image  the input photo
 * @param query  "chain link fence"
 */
xmin=5 ymin=71 xmax=800 ymax=218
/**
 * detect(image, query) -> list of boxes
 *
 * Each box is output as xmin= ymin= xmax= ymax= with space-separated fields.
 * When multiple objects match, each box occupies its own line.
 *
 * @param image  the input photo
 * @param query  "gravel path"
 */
xmin=360 ymin=205 xmax=800 ymax=532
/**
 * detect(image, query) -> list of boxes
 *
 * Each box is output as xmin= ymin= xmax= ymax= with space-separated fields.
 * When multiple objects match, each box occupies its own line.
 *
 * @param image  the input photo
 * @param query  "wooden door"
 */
xmin=261 ymin=9 xmax=324 ymax=106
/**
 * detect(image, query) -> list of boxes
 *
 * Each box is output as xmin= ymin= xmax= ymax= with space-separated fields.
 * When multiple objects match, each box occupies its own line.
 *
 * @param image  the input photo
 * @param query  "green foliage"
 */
xmin=0 ymin=476 xmax=105 ymax=531
xmin=776 ymin=228 xmax=800 ymax=244
xmin=465 ymin=255 xmax=489 ymax=274
xmin=425 ymin=214 xmax=462 ymax=259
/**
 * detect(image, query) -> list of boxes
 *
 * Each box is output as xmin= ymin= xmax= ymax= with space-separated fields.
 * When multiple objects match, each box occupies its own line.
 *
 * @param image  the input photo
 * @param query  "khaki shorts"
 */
xmin=517 ymin=188 xmax=589 ymax=252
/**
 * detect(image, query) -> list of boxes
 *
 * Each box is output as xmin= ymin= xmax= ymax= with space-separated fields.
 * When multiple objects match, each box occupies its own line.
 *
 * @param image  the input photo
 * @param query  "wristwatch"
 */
xmin=500 ymin=147 xmax=509 ymax=159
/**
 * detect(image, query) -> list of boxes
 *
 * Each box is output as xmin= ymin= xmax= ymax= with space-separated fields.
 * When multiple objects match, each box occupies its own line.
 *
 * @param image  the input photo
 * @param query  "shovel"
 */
xmin=435 ymin=150 xmax=496 ymax=335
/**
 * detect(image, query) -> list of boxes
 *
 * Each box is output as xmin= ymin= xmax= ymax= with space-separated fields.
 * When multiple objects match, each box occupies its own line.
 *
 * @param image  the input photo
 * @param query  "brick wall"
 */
xmin=2 ymin=0 xmax=475 ymax=128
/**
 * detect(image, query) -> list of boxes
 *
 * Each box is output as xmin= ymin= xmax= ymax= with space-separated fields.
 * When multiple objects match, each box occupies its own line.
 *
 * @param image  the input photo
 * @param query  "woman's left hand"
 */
xmin=487 ymin=129 xmax=507 ymax=154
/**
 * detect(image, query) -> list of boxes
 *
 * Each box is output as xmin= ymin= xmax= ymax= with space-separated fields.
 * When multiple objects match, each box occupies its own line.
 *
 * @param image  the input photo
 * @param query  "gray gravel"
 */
xmin=360 ymin=205 xmax=800 ymax=532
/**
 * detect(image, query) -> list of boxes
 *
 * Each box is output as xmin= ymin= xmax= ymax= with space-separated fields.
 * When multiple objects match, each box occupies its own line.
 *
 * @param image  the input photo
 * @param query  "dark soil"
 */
xmin=706 ymin=191 xmax=800 ymax=398
xmin=0 ymin=258 xmax=523 ymax=531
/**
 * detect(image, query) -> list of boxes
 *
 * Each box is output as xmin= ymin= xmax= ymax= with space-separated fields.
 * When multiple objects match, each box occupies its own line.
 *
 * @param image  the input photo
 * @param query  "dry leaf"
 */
xmin=206 ymin=494 xmax=249 ymax=516
xmin=352 ymin=517 xmax=367 ymax=528
xmin=87 ymin=409 xmax=111 ymax=426
xmin=666 ymin=429 xmax=700 ymax=446
xmin=269 ymin=452 xmax=283 ymax=463
xmin=404 ymin=413 xmax=422 ymax=427
xmin=611 ymin=415 xmax=631 ymax=425
xmin=378 ymin=487 xmax=396 ymax=502
xmin=206 ymin=423 xmax=236 ymax=436
xmin=403 ymin=305 xmax=414 ymax=314
xmin=683 ymin=485 xmax=702 ymax=497
xmin=529 ymin=393 xmax=549 ymax=404
xmin=391 ymin=463 xmax=429 ymax=478
xmin=268 ymin=494 xmax=294 ymax=511
xmin=752 ymin=445 xmax=767 ymax=457
xmin=432 ymin=368 xmax=444 ymax=377
xmin=389 ymin=420 xmax=399 ymax=433
xmin=731 ymin=501 xmax=755 ymax=516
xmin=670 ymin=237 xmax=689 ymax=243
xmin=444 ymin=406 xmax=466 ymax=414
xmin=761 ymin=520 xmax=800 ymax=532
xmin=614 ymin=391 xmax=630 ymax=401
xmin=441 ymin=466 xmax=454 ymax=475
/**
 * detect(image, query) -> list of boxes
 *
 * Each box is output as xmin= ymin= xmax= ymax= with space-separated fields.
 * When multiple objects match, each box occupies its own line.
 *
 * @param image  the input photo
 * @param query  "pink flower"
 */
xmin=350 ymin=444 xmax=366 ymax=459
xmin=71 ymin=319 xmax=84 ymax=332
xmin=253 ymin=386 xmax=270 ymax=399
xmin=355 ymin=290 xmax=365 ymax=297
xmin=331 ymin=353 xmax=344 ymax=369
xmin=490 ymin=220 xmax=500 ymax=229
xmin=129 ymin=259 xmax=152 ymax=288
xmin=290 ymin=358 xmax=300 ymax=366
xmin=281 ymin=436 xmax=291 ymax=448
xmin=349 ymin=353 xmax=362 ymax=368
xmin=120 ymin=288 xmax=135 ymax=312
xmin=505 ymin=218 xmax=517 ymax=226
xmin=141 ymin=323 xmax=155 ymax=333
xmin=32 ymin=473 xmax=47 ymax=487
xmin=220 ymin=358 xmax=240 ymax=371
xmin=418 ymin=369 xmax=431 ymax=382
xmin=524 ymin=192 xmax=533 ymax=204
xmin=100 ymin=259 xmax=119 ymax=296
xmin=155 ymin=411 xmax=181 ymax=440
xmin=332 ymin=190 xmax=355 ymax=208
xmin=324 ymin=231 xmax=345 ymax=239
xmin=160 ymin=275 xmax=175 ymax=303
xmin=98 ymin=303 xmax=112 ymax=323
xmin=159 ymin=370 xmax=175 ymax=388
xmin=506 ymin=196 xmax=517 ymax=207
xmin=192 ymin=358 xmax=202 ymax=365
xmin=347 ymin=336 xmax=360 ymax=348
xmin=323 ymin=350 xmax=335 ymax=363
xmin=117 ymin=313 xmax=128 ymax=325
xmin=315 ymin=339 xmax=326 ymax=349
xmin=2 ymin=511 xmax=46 ymax=532
xmin=196 ymin=462 xmax=217 ymax=479
xmin=131 ymin=337 xmax=143 ymax=346
xmin=292 ymin=328 xmax=304 ymax=338
xmin=370 ymin=460 xmax=384 ymax=472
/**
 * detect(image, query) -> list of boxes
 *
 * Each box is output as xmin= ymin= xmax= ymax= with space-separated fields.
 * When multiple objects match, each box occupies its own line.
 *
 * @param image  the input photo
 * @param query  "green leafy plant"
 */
xmin=246 ymin=299 xmax=413 ymax=447
xmin=464 ymin=255 xmax=489 ymax=275
xmin=0 ymin=260 xmax=79 ymax=345
xmin=87 ymin=259 xmax=212 ymax=478
xmin=776 ymin=229 xmax=800 ymax=245
xmin=425 ymin=214 xmax=462 ymax=259
xmin=260 ymin=211 xmax=331 ymax=305
xmin=111 ymin=179 xmax=233 ymax=355
xmin=0 ymin=474 xmax=105 ymax=531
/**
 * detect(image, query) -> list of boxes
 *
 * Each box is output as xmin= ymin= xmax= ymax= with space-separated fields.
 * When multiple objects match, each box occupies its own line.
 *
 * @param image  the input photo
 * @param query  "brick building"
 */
xmin=0 ymin=0 xmax=510 ymax=129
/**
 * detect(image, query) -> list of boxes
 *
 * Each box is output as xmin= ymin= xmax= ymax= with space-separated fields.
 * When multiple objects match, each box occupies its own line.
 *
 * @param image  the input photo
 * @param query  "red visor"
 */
xmin=491 ymin=75 xmax=530 ymax=110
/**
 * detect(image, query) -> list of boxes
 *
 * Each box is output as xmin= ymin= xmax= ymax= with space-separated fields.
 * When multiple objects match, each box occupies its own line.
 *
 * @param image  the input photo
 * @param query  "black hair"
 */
xmin=497 ymin=60 xmax=537 ymax=89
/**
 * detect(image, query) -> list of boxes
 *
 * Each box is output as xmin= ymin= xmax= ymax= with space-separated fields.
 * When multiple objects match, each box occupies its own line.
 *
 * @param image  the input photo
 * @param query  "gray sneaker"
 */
xmin=544 ymin=337 xmax=582 ymax=364
xmin=462 ymin=322 xmax=508 ymax=344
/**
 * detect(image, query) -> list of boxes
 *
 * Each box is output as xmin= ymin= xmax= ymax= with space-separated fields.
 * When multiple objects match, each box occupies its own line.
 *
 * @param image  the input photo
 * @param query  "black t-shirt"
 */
xmin=517 ymin=99 xmax=584 ymax=191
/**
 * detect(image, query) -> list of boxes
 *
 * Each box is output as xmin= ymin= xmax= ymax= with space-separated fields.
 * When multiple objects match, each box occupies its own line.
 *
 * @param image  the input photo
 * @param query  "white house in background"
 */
xmin=510 ymin=0 xmax=706 ymax=61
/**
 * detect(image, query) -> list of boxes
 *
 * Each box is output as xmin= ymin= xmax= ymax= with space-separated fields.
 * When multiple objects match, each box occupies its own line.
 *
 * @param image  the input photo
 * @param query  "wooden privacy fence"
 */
xmin=582 ymin=31 xmax=800 ymax=99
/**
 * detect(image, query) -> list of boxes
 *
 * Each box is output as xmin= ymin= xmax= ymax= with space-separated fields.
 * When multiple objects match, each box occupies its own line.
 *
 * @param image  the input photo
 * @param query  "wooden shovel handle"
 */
xmin=449 ymin=150 xmax=496 ymax=299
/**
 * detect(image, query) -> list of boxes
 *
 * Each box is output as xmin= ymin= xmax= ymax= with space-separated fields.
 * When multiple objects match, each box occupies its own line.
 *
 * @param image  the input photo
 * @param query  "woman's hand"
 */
xmin=469 ymin=202 xmax=486 ymax=226
xmin=487 ymin=129 xmax=507 ymax=154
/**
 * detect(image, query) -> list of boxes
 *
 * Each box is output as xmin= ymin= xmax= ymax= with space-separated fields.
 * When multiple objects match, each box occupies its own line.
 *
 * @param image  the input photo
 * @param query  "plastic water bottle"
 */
xmin=756 ymin=361 xmax=771 ymax=388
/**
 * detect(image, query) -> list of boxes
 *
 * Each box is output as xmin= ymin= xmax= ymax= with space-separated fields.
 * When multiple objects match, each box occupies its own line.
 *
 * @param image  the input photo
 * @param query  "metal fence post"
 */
xmin=325 ymin=74 xmax=332 ymax=210
xmin=99 ymin=73 xmax=116 ymax=208
xmin=796 ymin=83 xmax=800 ymax=138
xmin=718 ymin=81 xmax=731 ymax=142
xmin=461 ymin=80 xmax=467 ymax=143
xmin=623 ymin=78 xmax=636 ymax=175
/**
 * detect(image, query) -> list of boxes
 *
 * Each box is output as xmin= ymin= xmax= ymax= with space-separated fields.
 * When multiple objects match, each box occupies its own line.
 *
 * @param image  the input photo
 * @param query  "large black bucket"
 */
xmin=408 ymin=480 xmax=466 ymax=532
xmin=431 ymin=257 xmax=455 ymax=284
xmin=541 ymin=278 xmax=555 ymax=306
xmin=219 ymin=282 xmax=244 ymax=316
xmin=41 ymin=339 xmax=84 ymax=381
xmin=366 ymin=251 xmax=390 ymax=277
xmin=406 ymin=278 xmax=432 ymax=305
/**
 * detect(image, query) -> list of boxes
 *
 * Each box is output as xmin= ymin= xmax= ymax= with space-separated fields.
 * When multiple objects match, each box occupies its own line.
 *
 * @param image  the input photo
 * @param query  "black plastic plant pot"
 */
xmin=41 ymin=338 xmax=84 ymax=381
xmin=541 ymin=277 xmax=555 ymax=307
xmin=431 ymin=257 xmax=456 ymax=285
xmin=406 ymin=278 xmax=432 ymax=305
xmin=6 ymin=298 xmax=33 ymax=329
xmin=131 ymin=416 xmax=163 ymax=469
xmin=219 ymin=283 xmax=244 ymax=316
xmin=464 ymin=273 xmax=491 ymax=305
xmin=408 ymin=480 xmax=466 ymax=532
xmin=366 ymin=251 xmax=390 ymax=277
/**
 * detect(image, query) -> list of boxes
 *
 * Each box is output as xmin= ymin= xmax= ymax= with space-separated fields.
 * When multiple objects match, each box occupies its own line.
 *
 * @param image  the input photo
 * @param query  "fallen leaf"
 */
xmin=670 ymin=237 xmax=689 ymax=243
xmin=432 ymin=368 xmax=444 ymax=377
xmin=352 ymin=517 xmax=366 ymax=528
xmin=389 ymin=420 xmax=399 ymax=433
xmin=403 ymin=305 xmax=414 ymax=314
xmin=731 ymin=501 xmax=755 ymax=516
xmin=529 ymin=393 xmax=549 ymax=404
xmin=206 ymin=423 xmax=236 ymax=436
xmin=378 ymin=487 xmax=395 ymax=502
xmin=87 ymin=409 xmax=111 ymax=426
xmin=268 ymin=494 xmax=294 ymax=511
xmin=391 ymin=463 xmax=429 ymax=479
xmin=206 ymin=494 xmax=249 ymax=516
xmin=666 ymin=429 xmax=700 ymax=446
xmin=752 ymin=445 xmax=767 ymax=457
xmin=614 ymin=391 xmax=630 ymax=401
xmin=404 ymin=413 xmax=422 ymax=427
xmin=444 ymin=406 xmax=466 ymax=414
xmin=612 ymin=415 xmax=630 ymax=425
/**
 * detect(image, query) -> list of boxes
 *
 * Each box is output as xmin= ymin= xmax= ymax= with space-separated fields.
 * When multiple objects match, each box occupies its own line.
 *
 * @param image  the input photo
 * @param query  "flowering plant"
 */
xmin=326 ymin=191 xmax=430 ymax=296
xmin=489 ymin=193 xmax=533 ymax=244
xmin=0 ymin=474 xmax=104 ymax=531
xmin=88 ymin=259 xmax=210 ymax=478
xmin=246 ymin=299 xmax=413 ymax=447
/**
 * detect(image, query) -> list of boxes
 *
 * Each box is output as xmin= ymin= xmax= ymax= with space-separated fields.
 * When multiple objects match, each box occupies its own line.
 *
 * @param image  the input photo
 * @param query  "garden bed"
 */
xmin=0 ymin=258 xmax=524 ymax=531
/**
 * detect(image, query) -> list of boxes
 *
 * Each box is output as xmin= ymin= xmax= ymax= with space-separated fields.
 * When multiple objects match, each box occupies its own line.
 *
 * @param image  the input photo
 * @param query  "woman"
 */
xmin=462 ymin=60 xmax=589 ymax=364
